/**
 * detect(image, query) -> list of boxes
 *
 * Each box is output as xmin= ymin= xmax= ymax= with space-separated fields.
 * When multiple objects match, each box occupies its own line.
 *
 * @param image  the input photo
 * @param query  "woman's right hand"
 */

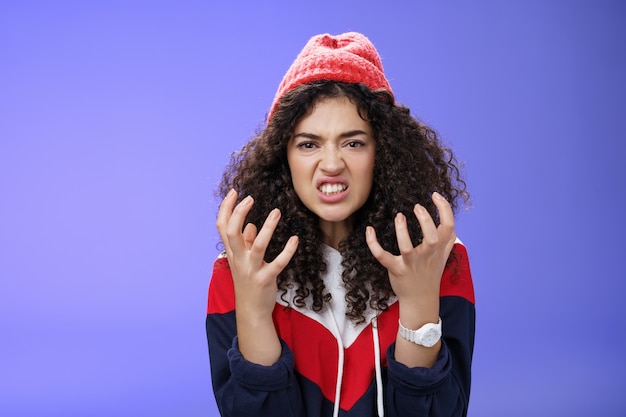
xmin=216 ymin=189 xmax=299 ymax=364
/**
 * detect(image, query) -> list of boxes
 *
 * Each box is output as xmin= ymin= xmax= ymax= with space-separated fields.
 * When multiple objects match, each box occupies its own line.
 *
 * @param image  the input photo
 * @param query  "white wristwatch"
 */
xmin=398 ymin=317 xmax=442 ymax=348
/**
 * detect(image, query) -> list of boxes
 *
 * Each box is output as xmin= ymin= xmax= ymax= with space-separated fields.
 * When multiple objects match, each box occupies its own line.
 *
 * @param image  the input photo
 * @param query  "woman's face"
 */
xmin=287 ymin=96 xmax=375 ymax=243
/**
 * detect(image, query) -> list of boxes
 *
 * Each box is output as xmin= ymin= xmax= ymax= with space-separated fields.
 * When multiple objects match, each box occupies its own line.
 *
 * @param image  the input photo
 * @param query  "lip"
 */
xmin=316 ymin=177 xmax=348 ymax=188
xmin=316 ymin=177 xmax=349 ymax=203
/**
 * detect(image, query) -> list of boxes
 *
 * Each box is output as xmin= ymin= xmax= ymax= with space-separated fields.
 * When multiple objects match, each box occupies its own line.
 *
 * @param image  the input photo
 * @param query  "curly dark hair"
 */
xmin=218 ymin=81 xmax=469 ymax=324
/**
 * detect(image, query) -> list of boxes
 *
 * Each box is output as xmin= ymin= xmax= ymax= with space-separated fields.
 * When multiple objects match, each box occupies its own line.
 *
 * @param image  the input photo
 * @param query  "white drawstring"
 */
xmin=327 ymin=307 xmax=344 ymax=417
xmin=371 ymin=316 xmax=384 ymax=417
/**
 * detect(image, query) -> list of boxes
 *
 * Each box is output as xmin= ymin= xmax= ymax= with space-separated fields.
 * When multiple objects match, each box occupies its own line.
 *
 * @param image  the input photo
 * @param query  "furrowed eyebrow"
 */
xmin=293 ymin=132 xmax=320 ymax=140
xmin=293 ymin=130 xmax=369 ymax=140
xmin=339 ymin=130 xmax=369 ymax=138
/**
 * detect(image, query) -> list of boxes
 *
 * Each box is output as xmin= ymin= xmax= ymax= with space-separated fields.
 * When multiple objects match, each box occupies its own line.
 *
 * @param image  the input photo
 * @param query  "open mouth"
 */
xmin=319 ymin=183 xmax=347 ymax=196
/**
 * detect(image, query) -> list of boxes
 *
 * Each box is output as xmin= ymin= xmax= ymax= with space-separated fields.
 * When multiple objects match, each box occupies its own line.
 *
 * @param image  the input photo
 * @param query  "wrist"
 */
xmin=398 ymin=297 xmax=439 ymax=329
xmin=236 ymin=308 xmax=275 ymax=330
xmin=235 ymin=311 xmax=281 ymax=366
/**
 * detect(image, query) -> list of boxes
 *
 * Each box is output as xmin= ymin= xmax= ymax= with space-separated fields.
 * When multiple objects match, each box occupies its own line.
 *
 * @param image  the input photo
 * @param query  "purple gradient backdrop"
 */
xmin=1 ymin=1 xmax=624 ymax=416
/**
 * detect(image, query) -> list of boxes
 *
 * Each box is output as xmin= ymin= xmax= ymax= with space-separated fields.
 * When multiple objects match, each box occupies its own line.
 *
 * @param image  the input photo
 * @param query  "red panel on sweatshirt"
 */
xmin=440 ymin=243 xmax=475 ymax=304
xmin=273 ymin=303 xmax=400 ymax=411
xmin=207 ymin=257 xmax=235 ymax=314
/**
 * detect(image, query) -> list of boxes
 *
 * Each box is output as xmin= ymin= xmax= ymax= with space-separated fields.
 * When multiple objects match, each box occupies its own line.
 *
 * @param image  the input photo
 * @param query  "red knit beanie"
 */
xmin=268 ymin=32 xmax=393 ymax=120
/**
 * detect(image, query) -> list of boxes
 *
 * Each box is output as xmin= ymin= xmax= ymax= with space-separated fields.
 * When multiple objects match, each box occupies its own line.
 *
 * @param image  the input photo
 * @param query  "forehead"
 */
xmin=294 ymin=96 xmax=371 ymax=133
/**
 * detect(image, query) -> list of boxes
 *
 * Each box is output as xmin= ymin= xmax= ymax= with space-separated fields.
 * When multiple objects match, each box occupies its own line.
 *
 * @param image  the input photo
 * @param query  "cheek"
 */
xmin=288 ymin=159 xmax=308 ymax=191
xmin=365 ymin=155 xmax=376 ymax=183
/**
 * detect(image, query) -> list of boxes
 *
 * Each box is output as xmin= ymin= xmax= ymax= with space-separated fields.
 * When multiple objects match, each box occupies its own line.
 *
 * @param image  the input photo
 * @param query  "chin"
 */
xmin=317 ymin=211 xmax=354 ymax=224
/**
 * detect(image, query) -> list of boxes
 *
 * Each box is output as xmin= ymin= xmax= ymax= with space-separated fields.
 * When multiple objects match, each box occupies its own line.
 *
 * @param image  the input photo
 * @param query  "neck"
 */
xmin=320 ymin=218 xmax=353 ymax=250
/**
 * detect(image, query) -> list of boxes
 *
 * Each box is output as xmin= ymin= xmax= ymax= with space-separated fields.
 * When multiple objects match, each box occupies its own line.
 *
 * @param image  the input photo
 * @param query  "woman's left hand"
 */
xmin=365 ymin=192 xmax=456 ymax=306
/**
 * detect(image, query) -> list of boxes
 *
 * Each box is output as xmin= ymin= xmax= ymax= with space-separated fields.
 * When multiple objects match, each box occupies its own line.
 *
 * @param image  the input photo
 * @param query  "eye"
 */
xmin=296 ymin=141 xmax=318 ymax=149
xmin=346 ymin=140 xmax=365 ymax=148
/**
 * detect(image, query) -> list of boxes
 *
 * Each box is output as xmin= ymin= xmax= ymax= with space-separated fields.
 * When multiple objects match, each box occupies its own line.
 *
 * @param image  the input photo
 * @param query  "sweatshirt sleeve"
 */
xmin=205 ymin=256 xmax=305 ymax=417
xmin=385 ymin=242 xmax=476 ymax=417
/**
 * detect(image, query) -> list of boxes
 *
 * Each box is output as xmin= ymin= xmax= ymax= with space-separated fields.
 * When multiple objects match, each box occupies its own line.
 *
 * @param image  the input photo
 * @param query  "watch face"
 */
xmin=421 ymin=328 xmax=440 ymax=348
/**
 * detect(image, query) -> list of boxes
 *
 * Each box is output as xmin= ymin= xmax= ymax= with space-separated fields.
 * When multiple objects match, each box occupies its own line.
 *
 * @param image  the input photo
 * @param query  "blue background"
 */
xmin=1 ymin=1 xmax=624 ymax=416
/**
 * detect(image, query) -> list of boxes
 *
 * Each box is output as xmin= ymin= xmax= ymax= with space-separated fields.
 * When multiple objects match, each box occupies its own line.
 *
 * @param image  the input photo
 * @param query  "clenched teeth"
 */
xmin=319 ymin=183 xmax=347 ymax=195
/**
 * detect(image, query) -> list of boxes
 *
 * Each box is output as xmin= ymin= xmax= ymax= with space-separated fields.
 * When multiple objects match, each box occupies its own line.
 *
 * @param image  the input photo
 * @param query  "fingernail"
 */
xmin=241 ymin=195 xmax=253 ymax=205
xmin=227 ymin=189 xmax=235 ymax=198
xmin=433 ymin=191 xmax=444 ymax=200
xmin=415 ymin=204 xmax=427 ymax=214
xmin=269 ymin=208 xmax=280 ymax=219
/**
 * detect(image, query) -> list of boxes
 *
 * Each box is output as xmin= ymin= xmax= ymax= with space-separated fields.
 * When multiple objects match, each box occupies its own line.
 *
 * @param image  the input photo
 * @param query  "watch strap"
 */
xmin=398 ymin=317 xmax=442 ymax=347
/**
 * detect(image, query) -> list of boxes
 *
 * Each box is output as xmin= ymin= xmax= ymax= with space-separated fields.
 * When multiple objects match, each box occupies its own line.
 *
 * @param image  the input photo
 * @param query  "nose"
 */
xmin=318 ymin=146 xmax=345 ymax=174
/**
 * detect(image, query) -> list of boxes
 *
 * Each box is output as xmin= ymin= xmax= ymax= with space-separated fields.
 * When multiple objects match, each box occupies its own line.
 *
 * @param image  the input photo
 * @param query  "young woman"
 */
xmin=206 ymin=32 xmax=475 ymax=417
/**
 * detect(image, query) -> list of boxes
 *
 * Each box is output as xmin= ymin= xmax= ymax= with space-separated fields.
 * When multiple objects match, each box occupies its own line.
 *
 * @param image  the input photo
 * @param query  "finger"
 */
xmin=249 ymin=208 xmax=281 ymax=257
xmin=394 ymin=212 xmax=415 ymax=255
xmin=366 ymin=226 xmax=397 ymax=269
xmin=268 ymin=235 xmax=300 ymax=275
xmin=432 ymin=193 xmax=457 ymax=261
xmin=242 ymin=223 xmax=258 ymax=249
xmin=226 ymin=195 xmax=255 ymax=254
xmin=216 ymin=189 xmax=239 ymax=252
xmin=432 ymin=192 xmax=455 ymax=240
xmin=413 ymin=203 xmax=438 ymax=247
